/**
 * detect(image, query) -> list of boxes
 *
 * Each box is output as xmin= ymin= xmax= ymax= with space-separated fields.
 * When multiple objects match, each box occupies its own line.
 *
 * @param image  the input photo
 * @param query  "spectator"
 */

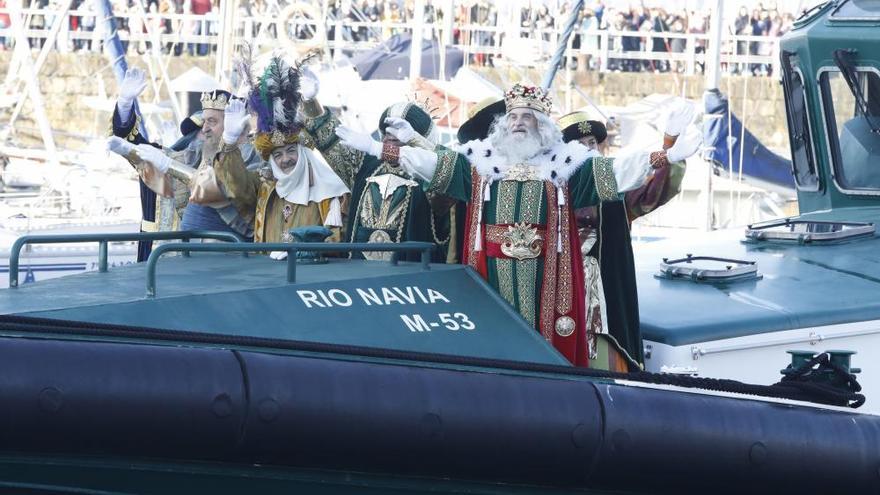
xmin=580 ymin=8 xmax=600 ymax=71
xmin=535 ymin=4 xmax=553 ymax=42
xmin=189 ymin=0 xmax=212 ymax=56
xmin=668 ymin=14 xmax=687 ymax=73
xmin=0 ymin=0 xmax=9 ymax=49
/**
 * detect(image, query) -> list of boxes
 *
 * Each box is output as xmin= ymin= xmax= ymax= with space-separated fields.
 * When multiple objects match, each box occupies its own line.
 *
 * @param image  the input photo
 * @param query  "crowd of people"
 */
xmin=11 ymin=0 xmax=801 ymax=76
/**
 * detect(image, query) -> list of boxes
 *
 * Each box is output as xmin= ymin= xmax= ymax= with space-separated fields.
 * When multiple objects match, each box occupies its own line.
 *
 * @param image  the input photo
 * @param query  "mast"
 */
xmin=540 ymin=0 xmax=583 ymax=90
xmin=215 ymin=0 xmax=237 ymax=87
xmin=7 ymin=0 xmax=58 ymax=162
xmin=702 ymin=0 xmax=724 ymax=231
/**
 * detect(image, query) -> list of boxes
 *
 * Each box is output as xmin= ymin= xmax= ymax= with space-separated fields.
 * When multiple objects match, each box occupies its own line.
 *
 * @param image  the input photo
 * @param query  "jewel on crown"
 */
xmin=504 ymin=83 xmax=552 ymax=115
xmin=200 ymin=90 xmax=230 ymax=111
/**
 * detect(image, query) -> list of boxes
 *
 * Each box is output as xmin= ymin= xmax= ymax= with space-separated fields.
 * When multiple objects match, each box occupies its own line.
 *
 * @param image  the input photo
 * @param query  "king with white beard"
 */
xmin=396 ymin=84 xmax=700 ymax=368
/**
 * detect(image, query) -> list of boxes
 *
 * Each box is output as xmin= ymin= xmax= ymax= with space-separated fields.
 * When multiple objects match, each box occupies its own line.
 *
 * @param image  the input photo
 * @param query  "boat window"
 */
xmin=745 ymin=218 xmax=875 ymax=243
xmin=830 ymin=0 xmax=880 ymax=21
xmin=780 ymin=53 xmax=820 ymax=190
xmin=655 ymin=255 xmax=760 ymax=284
xmin=819 ymin=65 xmax=880 ymax=192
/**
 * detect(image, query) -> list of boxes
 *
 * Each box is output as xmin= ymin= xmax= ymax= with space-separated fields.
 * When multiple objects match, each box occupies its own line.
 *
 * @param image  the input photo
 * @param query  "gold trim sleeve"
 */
xmin=592 ymin=157 xmax=619 ymax=201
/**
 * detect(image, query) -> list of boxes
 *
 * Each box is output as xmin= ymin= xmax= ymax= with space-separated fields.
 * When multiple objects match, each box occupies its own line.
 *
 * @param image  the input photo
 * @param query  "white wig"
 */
xmin=487 ymin=109 xmax=562 ymax=162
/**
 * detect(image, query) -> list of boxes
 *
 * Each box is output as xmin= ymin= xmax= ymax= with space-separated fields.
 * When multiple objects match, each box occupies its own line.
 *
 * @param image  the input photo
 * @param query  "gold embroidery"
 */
xmin=349 ymin=163 xmax=415 ymax=258
xmin=309 ymin=114 xmax=340 ymax=150
xmin=539 ymin=184 xmax=559 ymax=341
xmin=109 ymin=113 xmax=142 ymax=142
xmin=577 ymin=120 xmax=592 ymax=136
xmin=520 ymin=180 xmax=543 ymax=223
xmin=485 ymin=223 xmax=545 ymax=244
xmin=556 ymin=183 xmax=573 ymax=315
xmin=517 ymin=258 xmax=538 ymax=327
xmin=494 ymin=180 xmax=520 ymax=322
xmin=323 ymin=142 xmax=365 ymax=188
xmin=253 ymin=181 xmax=275 ymax=243
xmin=593 ymin=157 xmax=619 ymax=201
xmin=364 ymin=229 xmax=394 ymax=261
xmin=504 ymin=163 xmax=539 ymax=182
xmin=495 ymin=181 xmax=518 ymax=223
xmin=495 ymin=258 xmax=515 ymax=308
xmin=466 ymin=170 xmax=483 ymax=269
xmin=428 ymin=149 xmax=456 ymax=194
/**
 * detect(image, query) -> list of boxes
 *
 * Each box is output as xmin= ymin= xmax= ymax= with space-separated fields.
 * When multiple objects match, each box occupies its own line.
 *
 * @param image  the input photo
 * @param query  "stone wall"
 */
xmin=1 ymin=51 xmax=790 ymax=154
xmin=474 ymin=66 xmax=790 ymax=153
xmin=0 ymin=52 xmax=214 ymax=151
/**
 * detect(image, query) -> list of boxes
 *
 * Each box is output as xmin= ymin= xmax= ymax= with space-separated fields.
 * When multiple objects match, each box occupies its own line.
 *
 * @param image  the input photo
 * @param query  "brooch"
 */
xmin=282 ymin=204 xmax=293 ymax=221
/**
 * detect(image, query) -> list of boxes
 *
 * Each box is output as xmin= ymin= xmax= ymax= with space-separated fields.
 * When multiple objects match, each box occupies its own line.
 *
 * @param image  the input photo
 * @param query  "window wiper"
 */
xmin=833 ymin=48 xmax=880 ymax=134
xmin=798 ymin=0 xmax=829 ymax=22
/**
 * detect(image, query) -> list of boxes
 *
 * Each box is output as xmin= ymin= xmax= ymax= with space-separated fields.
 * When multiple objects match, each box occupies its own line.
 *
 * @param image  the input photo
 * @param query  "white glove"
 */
xmin=384 ymin=117 xmax=417 ymax=144
xmin=399 ymin=146 xmax=439 ymax=182
xmin=116 ymin=67 xmax=147 ymax=122
xmin=269 ymin=251 xmax=288 ymax=261
xmin=299 ymin=66 xmax=320 ymax=101
xmin=134 ymin=143 xmax=173 ymax=174
xmin=663 ymin=99 xmax=695 ymax=137
xmin=666 ymin=126 xmax=702 ymax=163
xmin=222 ymin=98 xmax=249 ymax=145
xmin=335 ymin=125 xmax=382 ymax=158
xmin=106 ymin=136 xmax=134 ymax=156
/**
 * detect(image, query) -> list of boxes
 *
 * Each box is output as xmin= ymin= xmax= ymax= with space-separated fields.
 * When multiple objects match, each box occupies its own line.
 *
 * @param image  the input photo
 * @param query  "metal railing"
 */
xmin=145 ymin=241 xmax=435 ymax=297
xmin=0 ymin=7 xmax=784 ymax=76
xmin=8 ymin=230 xmax=241 ymax=288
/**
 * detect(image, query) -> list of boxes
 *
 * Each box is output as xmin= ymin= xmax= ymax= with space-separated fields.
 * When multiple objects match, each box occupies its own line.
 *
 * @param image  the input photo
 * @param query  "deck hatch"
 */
xmin=655 ymin=254 xmax=760 ymax=284
xmin=744 ymin=218 xmax=875 ymax=243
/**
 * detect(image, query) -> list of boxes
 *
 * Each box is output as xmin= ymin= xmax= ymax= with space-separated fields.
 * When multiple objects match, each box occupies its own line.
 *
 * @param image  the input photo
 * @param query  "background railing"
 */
xmin=0 ymin=7 xmax=783 ymax=77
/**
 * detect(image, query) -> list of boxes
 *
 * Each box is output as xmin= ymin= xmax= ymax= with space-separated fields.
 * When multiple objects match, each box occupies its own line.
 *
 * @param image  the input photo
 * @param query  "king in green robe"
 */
xmin=396 ymin=84 xmax=697 ymax=367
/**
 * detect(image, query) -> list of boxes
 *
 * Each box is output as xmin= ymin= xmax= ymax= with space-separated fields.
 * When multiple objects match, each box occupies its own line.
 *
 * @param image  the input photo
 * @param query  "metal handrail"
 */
xmin=145 ymin=241 xmax=435 ymax=298
xmin=8 ymin=230 xmax=241 ymax=288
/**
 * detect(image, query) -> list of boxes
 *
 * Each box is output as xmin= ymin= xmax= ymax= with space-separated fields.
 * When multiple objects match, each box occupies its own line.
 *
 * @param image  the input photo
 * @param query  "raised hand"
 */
xmin=299 ymin=66 xmax=320 ymax=101
xmin=663 ymin=99 xmax=695 ymax=137
xmin=399 ymin=146 xmax=438 ymax=182
xmin=384 ymin=117 xmax=417 ymax=144
xmin=666 ymin=127 xmax=702 ymax=163
xmin=335 ymin=125 xmax=382 ymax=158
xmin=116 ymin=68 xmax=148 ymax=122
xmin=106 ymin=136 xmax=134 ymax=156
xmin=134 ymin=144 xmax=172 ymax=174
xmin=222 ymin=98 xmax=250 ymax=145
xmin=119 ymin=67 xmax=148 ymax=101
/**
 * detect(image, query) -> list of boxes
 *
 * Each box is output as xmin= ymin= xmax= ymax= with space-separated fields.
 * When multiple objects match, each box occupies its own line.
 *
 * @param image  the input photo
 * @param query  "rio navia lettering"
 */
xmin=296 ymin=286 xmax=451 ymax=309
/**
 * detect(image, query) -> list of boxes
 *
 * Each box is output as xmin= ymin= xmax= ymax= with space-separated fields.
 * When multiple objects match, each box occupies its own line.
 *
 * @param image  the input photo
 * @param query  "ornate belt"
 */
xmin=485 ymin=223 xmax=546 ymax=261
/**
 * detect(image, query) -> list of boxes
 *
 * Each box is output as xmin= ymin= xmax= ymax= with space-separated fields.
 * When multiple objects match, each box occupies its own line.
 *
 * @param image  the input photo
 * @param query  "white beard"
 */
xmin=496 ymin=132 xmax=541 ymax=164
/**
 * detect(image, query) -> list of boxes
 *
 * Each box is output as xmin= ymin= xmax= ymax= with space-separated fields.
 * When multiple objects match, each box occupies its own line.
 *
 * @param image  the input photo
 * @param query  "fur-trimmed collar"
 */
xmin=453 ymin=138 xmax=599 ymax=185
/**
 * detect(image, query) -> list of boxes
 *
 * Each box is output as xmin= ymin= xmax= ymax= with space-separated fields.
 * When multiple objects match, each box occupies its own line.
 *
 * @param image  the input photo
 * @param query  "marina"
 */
xmin=1 ymin=0 xmax=878 ymax=493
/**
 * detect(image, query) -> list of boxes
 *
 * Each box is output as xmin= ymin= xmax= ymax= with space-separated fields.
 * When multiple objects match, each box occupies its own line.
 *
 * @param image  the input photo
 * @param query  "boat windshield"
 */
xmin=819 ymin=64 xmax=880 ymax=192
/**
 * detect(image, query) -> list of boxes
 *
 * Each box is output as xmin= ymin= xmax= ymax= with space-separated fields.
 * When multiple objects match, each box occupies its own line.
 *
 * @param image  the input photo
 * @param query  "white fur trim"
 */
xmin=460 ymin=138 xmax=600 ymax=184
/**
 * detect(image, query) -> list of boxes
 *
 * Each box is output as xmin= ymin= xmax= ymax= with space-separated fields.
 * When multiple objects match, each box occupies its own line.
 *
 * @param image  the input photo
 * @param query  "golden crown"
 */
xmin=504 ymin=83 xmax=552 ymax=115
xmin=200 ymin=90 xmax=230 ymax=111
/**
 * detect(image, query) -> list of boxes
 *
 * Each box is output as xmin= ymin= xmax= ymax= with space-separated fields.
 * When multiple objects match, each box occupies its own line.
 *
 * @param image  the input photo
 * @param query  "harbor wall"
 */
xmin=0 ymin=52 xmax=214 ymax=151
xmin=475 ymin=66 xmax=790 ymax=153
xmin=1 ymin=52 xmax=788 ymax=153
